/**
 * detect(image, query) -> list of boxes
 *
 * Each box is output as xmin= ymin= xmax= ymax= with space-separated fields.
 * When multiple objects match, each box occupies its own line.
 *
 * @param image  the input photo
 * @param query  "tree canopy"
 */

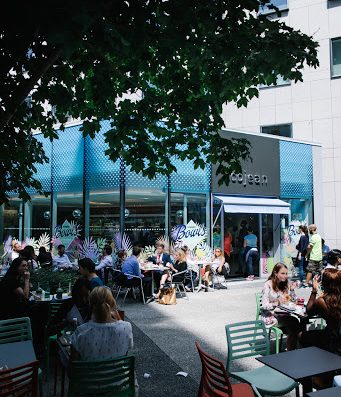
xmin=0 ymin=0 xmax=319 ymax=203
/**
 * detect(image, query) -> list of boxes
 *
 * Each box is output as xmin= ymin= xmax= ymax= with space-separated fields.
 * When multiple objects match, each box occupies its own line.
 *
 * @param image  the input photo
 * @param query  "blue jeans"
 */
xmin=245 ymin=249 xmax=259 ymax=276
xmin=298 ymin=256 xmax=306 ymax=282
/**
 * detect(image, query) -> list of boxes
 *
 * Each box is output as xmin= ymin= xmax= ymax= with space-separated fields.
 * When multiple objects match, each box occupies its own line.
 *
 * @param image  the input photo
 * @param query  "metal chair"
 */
xmin=195 ymin=342 xmax=260 ymax=397
xmin=0 ymin=360 xmax=39 ymax=397
xmin=0 ymin=317 xmax=32 ymax=343
xmin=225 ymin=321 xmax=299 ymax=396
xmin=115 ymin=273 xmax=146 ymax=304
xmin=255 ymin=291 xmax=283 ymax=353
xmin=169 ymin=269 xmax=189 ymax=299
xmin=211 ymin=264 xmax=229 ymax=290
xmin=68 ymin=356 xmax=135 ymax=397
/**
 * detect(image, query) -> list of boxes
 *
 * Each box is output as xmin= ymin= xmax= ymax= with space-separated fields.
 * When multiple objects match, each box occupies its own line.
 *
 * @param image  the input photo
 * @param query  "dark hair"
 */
xmin=117 ymin=250 xmax=127 ymax=259
xmin=79 ymin=258 xmax=96 ymax=273
xmin=268 ymin=262 xmax=288 ymax=292
xmin=57 ymin=244 xmax=65 ymax=250
xmin=327 ymin=249 xmax=341 ymax=265
xmin=247 ymin=226 xmax=254 ymax=233
xmin=181 ymin=245 xmax=189 ymax=253
xmin=72 ymin=277 xmax=91 ymax=298
xmin=39 ymin=246 xmax=47 ymax=253
xmin=21 ymin=245 xmax=35 ymax=260
xmin=103 ymin=245 xmax=112 ymax=255
xmin=299 ymin=225 xmax=308 ymax=235
xmin=3 ymin=257 xmax=26 ymax=280
xmin=322 ymin=269 xmax=341 ymax=320
xmin=132 ymin=246 xmax=142 ymax=257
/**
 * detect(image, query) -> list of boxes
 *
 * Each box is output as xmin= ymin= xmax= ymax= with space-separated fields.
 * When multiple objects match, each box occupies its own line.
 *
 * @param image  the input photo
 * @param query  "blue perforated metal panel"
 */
xmin=280 ymin=141 xmax=313 ymax=198
xmin=52 ymin=125 xmax=84 ymax=192
xmin=85 ymin=121 xmax=120 ymax=190
xmin=171 ymin=155 xmax=211 ymax=193
xmin=26 ymin=134 xmax=52 ymax=194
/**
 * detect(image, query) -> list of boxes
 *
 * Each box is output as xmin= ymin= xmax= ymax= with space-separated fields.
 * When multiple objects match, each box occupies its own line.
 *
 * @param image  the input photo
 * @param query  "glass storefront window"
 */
xmin=1 ymin=198 xmax=22 ymax=241
xmin=29 ymin=195 xmax=51 ymax=239
xmin=89 ymin=191 xmax=119 ymax=241
xmin=171 ymin=193 xmax=207 ymax=229
xmin=125 ymin=188 xmax=166 ymax=246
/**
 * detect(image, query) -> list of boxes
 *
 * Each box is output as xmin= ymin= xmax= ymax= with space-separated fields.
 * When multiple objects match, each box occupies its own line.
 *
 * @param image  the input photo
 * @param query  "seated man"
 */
xmin=95 ymin=245 xmax=114 ymax=284
xmin=148 ymin=243 xmax=173 ymax=289
xmin=53 ymin=244 xmax=72 ymax=270
xmin=121 ymin=247 xmax=152 ymax=301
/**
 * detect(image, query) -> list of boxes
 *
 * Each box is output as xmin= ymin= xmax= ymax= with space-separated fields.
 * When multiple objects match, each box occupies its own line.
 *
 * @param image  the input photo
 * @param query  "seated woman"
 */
xmin=299 ymin=269 xmax=341 ymax=353
xmin=71 ymin=286 xmax=133 ymax=361
xmin=36 ymin=246 xmax=53 ymax=267
xmin=50 ymin=278 xmax=91 ymax=334
xmin=203 ymin=247 xmax=228 ymax=290
xmin=79 ymin=258 xmax=103 ymax=290
xmin=153 ymin=249 xmax=187 ymax=299
xmin=262 ymin=262 xmax=300 ymax=350
xmin=0 ymin=257 xmax=31 ymax=319
xmin=181 ymin=245 xmax=198 ymax=292
xmin=21 ymin=245 xmax=39 ymax=270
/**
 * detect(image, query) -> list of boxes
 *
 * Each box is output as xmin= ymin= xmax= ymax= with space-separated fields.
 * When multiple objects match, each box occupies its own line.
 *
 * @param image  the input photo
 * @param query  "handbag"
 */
xmin=158 ymin=287 xmax=177 ymax=305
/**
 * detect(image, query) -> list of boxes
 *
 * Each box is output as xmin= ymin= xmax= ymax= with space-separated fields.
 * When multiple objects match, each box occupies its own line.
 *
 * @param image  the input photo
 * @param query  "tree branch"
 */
xmin=0 ymin=47 xmax=63 ymax=132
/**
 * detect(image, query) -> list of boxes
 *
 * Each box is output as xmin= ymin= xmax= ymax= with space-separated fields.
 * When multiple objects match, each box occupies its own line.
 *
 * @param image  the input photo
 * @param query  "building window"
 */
xmin=260 ymin=75 xmax=290 ymax=89
xmin=259 ymin=0 xmax=288 ymax=14
xmin=261 ymin=124 xmax=292 ymax=138
xmin=331 ymin=38 xmax=341 ymax=78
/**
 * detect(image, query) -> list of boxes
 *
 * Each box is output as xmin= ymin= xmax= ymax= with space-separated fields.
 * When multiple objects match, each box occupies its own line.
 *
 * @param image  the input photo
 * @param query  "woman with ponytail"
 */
xmin=71 ymin=286 xmax=133 ymax=361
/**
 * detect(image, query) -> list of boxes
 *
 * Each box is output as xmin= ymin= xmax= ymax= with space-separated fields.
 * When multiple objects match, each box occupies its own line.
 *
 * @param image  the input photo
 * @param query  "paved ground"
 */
xmin=121 ymin=280 xmax=311 ymax=397
xmin=44 ymin=280 xmax=312 ymax=396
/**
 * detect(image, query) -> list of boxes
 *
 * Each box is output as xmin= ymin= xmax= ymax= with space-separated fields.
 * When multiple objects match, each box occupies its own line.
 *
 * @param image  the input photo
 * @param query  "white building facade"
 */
xmin=223 ymin=0 xmax=341 ymax=248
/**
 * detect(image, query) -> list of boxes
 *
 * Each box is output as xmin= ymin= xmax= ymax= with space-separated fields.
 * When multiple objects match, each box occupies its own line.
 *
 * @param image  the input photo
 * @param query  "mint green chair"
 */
xmin=255 ymin=291 xmax=283 ymax=354
xmin=45 ymin=301 xmax=64 ymax=380
xmin=0 ymin=317 xmax=32 ymax=343
xmin=225 ymin=321 xmax=299 ymax=396
xmin=68 ymin=356 xmax=135 ymax=396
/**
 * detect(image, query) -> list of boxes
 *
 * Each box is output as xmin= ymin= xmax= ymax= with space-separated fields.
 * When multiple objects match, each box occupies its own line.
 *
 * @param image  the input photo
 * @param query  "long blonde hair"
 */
xmin=175 ymin=249 xmax=186 ymax=263
xmin=90 ymin=286 xmax=116 ymax=323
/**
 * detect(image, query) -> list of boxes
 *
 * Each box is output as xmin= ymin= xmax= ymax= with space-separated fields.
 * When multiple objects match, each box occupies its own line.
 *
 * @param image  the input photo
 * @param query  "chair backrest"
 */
xmin=0 ymin=360 xmax=39 ymax=397
xmin=195 ymin=342 xmax=233 ymax=397
xmin=225 ymin=320 xmax=270 ymax=373
xmin=0 ymin=317 xmax=32 ymax=344
xmin=48 ymin=301 xmax=64 ymax=324
xmin=255 ymin=291 xmax=262 ymax=320
xmin=68 ymin=355 xmax=135 ymax=397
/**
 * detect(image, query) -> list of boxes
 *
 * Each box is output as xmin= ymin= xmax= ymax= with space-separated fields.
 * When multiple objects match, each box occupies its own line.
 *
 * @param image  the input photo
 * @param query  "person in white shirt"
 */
xmin=53 ymin=244 xmax=72 ymax=269
xmin=11 ymin=242 xmax=22 ymax=261
xmin=95 ymin=245 xmax=115 ymax=285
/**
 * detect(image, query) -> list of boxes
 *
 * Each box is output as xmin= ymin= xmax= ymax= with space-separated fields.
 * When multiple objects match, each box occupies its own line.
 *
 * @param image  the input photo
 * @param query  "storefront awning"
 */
xmin=214 ymin=196 xmax=290 ymax=215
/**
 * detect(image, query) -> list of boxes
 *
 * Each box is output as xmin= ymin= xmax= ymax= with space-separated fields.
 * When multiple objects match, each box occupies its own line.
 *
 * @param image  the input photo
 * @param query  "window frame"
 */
xmin=331 ymin=37 xmax=341 ymax=79
xmin=258 ymin=0 xmax=289 ymax=15
xmin=260 ymin=123 xmax=293 ymax=138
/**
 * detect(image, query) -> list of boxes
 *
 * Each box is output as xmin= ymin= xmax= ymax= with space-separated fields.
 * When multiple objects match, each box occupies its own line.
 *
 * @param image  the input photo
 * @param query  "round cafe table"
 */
xmin=140 ymin=263 xmax=169 ymax=292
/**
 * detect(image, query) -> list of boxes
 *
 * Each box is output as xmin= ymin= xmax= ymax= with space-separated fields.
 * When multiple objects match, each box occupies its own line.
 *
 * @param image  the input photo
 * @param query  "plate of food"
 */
xmin=279 ymin=302 xmax=297 ymax=312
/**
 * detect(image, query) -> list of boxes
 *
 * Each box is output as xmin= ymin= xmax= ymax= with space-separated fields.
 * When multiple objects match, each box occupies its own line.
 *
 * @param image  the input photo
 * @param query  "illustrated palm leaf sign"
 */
xmin=172 ymin=220 xmax=207 ymax=251
xmin=53 ymin=220 xmax=82 ymax=250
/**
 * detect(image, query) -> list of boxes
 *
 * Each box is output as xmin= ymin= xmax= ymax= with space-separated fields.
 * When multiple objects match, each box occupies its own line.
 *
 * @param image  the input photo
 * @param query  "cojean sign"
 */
xmin=212 ymin=130 xmax=280 ymax=197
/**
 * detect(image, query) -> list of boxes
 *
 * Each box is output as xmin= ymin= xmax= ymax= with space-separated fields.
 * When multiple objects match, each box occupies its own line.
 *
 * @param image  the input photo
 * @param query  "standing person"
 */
xmin=262 ymin=263 xmax=300 ymax=350
xmin=53 ymin=244 xmax=72 ymax=269
xmin=244 ymin=227 xmax=259 ymax=281
xmin=121 ymin=247 xmax=152 ymax=301
xmin=322 ymin=239 xmax=330 ymax=267
xmin=237 ymin=220 xmax=248 ymax=275
xmin=79 ymin=258 xmax=103 ymax=290
xmin=223 ymin=230 xmax=233 ymax=261
xmin=324 ymin=249 xmax=341 ymax=270
xmin=296 ymin=225 xmax=309 ymax=283
xmin=303 ymin=224 xmax=323 ymax=287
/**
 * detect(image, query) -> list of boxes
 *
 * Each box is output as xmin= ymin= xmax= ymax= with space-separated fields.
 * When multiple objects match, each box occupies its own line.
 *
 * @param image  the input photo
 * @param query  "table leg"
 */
xmin=301 ymin=376 xmax=313 ymax=397
xmin=151 ymin=271 xmax=155 ymax=293
xmin=61 ymin=365 xmax=66 ymax=397
xmin=53 ymin=351 xmax=58 ymax=396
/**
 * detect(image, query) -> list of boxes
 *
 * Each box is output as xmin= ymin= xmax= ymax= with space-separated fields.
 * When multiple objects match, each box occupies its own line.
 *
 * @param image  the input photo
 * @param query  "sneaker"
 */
xmin=146 ymin=296 xmax=155 ymax=304
xmin=246 ymin=275 xmax=255 ymax=281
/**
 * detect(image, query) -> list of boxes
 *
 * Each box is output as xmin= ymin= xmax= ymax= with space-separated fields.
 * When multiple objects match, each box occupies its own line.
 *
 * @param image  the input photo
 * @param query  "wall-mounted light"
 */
xmin=72 ymin=209 xmax=82 ymax=219
xmin=125 ymin=209 xmax=130 ymax=218
xmin=43 ymin=211 xmax=51 ymax=220
xmin=18 ymin=211 xmax=23 ymax=218
xmin=176 ymin=210 xmax=184 ymax=218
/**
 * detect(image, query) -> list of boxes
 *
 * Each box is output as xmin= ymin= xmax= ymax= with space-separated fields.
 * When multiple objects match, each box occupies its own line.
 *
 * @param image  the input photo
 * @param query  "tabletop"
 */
xmin=0 ymin=340 xmax=36 ymax=368
xmin=257 ymin=347 xmax=341 ymax=380
xmin=307 ymin=387 xmax=341 ymax=396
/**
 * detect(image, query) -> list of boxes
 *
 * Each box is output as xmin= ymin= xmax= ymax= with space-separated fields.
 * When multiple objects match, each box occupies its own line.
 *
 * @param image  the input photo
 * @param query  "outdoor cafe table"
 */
xmin=257 ymin=347 xmax=341 ymax=396
xmin=0 ymin=340 xmax=36 ymax=368
xmin=140 ymin=263 xmax=169 ymax=292
xmin=307 ymin=387 xmax=341 ymax=396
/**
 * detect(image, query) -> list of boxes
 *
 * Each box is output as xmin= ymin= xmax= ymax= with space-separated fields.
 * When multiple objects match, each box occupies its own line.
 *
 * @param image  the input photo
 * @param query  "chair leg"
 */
xmin=140 ymin=284 xmax=145 ymax=304
xmin=115 ymin=286 xmax=121 ymax=300
xmin=181 ymin=283 xmax=189 ymax=300
xmin=123 ymin=288 xmax=130 ymax=303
